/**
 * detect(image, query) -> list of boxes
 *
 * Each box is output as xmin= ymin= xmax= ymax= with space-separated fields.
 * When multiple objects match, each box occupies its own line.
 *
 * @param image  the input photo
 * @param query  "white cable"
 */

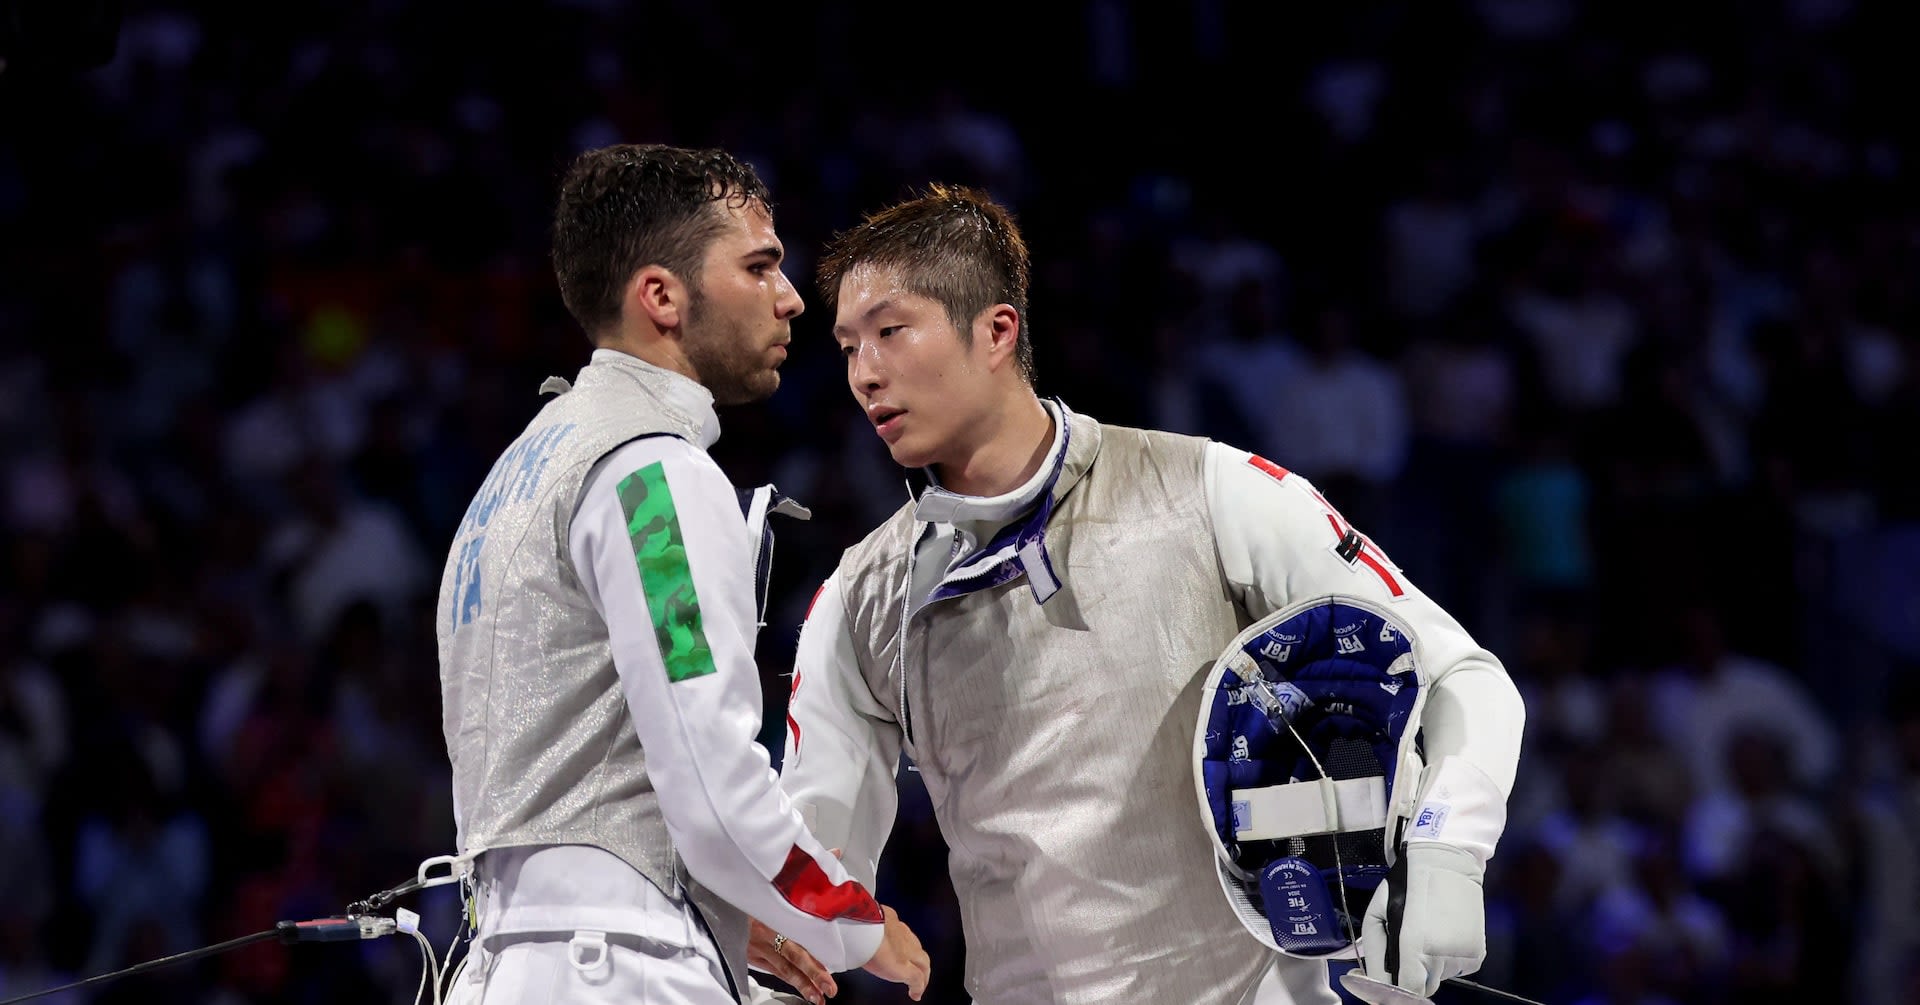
xmin=435 ymin=922 xmax=466 ymax=1004
xmin=439 ymin=945 xmax=471 ymax=1005
xmin=1290 ymin=722 xmax=1363 ymax=957
xmin=1252 ymin=676 xmax=1365 ymax=959
xmin=435 ymin=929 xmax=451 ymax=1005
xmin=409 ymin=928 xmax=434 ymax=1005
xmin=435 ymin=874 xmax=476 ymax=1005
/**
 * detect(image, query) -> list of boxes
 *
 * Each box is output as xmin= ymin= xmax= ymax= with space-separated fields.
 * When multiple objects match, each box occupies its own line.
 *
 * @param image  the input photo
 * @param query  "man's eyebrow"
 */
xmin=832 ymin=297 xmax=897 ymax=338
xmin=745 ymin=244 xmax=783 ymax=262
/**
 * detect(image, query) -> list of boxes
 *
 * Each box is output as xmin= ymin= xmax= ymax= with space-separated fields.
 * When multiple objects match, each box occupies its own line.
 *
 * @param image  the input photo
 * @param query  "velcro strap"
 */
xmin=1232 ymin=776 xmax=1387 ymax=840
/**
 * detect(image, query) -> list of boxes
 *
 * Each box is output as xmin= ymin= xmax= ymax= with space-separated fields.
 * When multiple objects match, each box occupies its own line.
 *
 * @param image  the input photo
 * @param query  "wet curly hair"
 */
xmin=551 ymin=144 xmax=772 ymax=342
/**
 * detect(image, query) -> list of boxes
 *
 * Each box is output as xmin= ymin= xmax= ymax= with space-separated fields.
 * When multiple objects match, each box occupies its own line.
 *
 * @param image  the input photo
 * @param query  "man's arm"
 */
xmin=750 ymin=571 xmax=917 ymax=1000
xmin=1204 ymin=442 xmax=1525 ymax=1000
xmin=777 ymin=574 xmax=905 ymax=891
xmin=571 ymin=437 xmax=885 ymax=972
xmin=1205 ymin=442 xmax=1524 ymax=852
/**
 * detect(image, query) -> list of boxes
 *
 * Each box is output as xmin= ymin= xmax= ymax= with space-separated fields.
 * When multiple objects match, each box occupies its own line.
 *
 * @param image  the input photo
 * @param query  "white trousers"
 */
xmin=445 ymin=929 xmax=735 ymax=1005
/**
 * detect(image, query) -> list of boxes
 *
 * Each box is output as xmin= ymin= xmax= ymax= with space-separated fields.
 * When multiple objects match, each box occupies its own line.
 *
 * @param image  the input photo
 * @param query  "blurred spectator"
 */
xmin=6 ymin=395 xmax=145 ymax=544
xmin=1852 ymin=677 xmax=1920 ymax=1005
xmin=0 ymin=3 xmax=1912 ymax=1001
xmin=1531 ymin=748 xmax=1644 ymax=915
xmin=901 ymin=84 xmax=1029 ymax=205
xmin=0 ymin=614 xmax=68 ymax=828
xmin=1381 ymin=152 xmax=1482 ymax=322
xmin=1484 ymin=837 xmax=1588 ymax=1002
xmin=1588 ymin=835 xmax=1731 ymax=997
xmin=1504 ymin=224 xmax=1641 ymax=422
xmin=1254 ymin=291 xmax=1409 ymax=534
xmin=1681 ymin=727 xmax=1838 ymax=894
xmin=262 ymin=457 xmax=429 ymax=646
xmin=1166 ymin=205 xmax=1288 ymax=335
xmin=71 ymin=757 xmax=211 ymax=978
xmin=1652 ymin=602 xmax=1839 ymax=798
xmin=1509 ymin=605 xmax=1607 ymax=756
xmin=1183 ymin=277 xmax=1303 ymax=456
xmin=1401 ymin=296 xmax=1517 ymax=456
xmin=1595 ymin=674 xmax=1695 ymax=834
xmin=1493 ymin=415 xmax=1594 ymax=608
xmin=1394 ymin=289 xmax=1518 ymax=626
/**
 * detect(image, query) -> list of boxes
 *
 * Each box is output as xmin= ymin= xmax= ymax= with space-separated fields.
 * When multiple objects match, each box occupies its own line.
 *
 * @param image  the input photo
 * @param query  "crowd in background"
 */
xmin=2 ymin=1 xmax=1917 ymax=1002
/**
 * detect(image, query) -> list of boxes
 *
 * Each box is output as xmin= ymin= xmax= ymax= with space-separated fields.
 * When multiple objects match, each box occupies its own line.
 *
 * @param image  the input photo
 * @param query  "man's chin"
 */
xmin=884 ymin=441 xmax=930 ymax=470
xmin=713 ymin=370 xmax=780 ymax=406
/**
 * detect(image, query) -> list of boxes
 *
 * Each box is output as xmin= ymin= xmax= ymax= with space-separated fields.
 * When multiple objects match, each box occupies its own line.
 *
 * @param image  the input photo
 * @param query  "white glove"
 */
xmin=1348 ymin=841 xmax=1485 ymax=1002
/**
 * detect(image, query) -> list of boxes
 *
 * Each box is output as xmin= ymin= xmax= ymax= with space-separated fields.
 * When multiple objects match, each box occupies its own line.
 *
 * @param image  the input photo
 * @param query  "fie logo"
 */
xmin=1412 ymin=803 xmax=1451 ymax=839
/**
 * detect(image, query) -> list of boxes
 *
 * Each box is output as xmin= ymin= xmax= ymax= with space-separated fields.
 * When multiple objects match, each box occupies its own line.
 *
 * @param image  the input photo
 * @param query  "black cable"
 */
xmin=0 ymin=914 xmax=402 ymax=1005
xmin=0 ymin=928 xmax=280 ymax=1005
xmin=348 ymin=876 xmax=424 ymax=916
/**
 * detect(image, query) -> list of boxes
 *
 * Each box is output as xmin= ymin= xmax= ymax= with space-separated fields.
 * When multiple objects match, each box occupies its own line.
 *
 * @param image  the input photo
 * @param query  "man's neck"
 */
xmin=598 ymin=332 xmax=695 ymax=383
xmin=934 ymin=393 xmax=1054 ymax=497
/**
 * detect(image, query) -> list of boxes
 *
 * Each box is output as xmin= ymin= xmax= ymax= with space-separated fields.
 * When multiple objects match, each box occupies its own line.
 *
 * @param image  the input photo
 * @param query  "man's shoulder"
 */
xmin=1117 ymin=421 xmax=1215 ymax=450
xmin=1063 ymin=407 xmax=1210 ymax=448
xmin=1078 ymin=417 xmax=1216 ymax=477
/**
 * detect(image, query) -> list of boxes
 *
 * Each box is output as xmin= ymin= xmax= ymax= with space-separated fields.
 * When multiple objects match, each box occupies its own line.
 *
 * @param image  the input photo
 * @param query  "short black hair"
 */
xmin=551 ymin=144 xmax=772 ymax=342
xmin=817 ymin=184 xmax=1035 ymax=383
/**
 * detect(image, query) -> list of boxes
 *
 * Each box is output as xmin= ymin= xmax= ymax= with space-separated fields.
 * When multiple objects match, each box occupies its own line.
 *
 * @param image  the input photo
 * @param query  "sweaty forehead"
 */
xmin=738 ymin=199 xmax=776 ymax=238
xmin=835 ymin=263 xmax=929 ymax=317
xmin=709 ymin=199 xmax=779 ymax=252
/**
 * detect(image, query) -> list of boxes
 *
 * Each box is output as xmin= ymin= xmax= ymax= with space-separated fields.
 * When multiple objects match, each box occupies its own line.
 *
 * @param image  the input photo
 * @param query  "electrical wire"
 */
xmin=0 ymin=872 xmax=442 ymax=1005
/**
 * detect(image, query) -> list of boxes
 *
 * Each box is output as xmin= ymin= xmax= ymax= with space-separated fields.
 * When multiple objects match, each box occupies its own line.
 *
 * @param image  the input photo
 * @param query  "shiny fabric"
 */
xmin=437 ymin=352 xmax=749 ymax=999
xmin=835 ymin=413 xmax=1281 ymax=1004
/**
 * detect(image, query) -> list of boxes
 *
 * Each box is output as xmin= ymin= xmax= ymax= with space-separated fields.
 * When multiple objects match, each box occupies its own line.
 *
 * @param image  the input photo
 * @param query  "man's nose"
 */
xmin=775 ymin=269 xmax=804 ymax=320
xmin=850 ymin=342 xmax=884 ymax=391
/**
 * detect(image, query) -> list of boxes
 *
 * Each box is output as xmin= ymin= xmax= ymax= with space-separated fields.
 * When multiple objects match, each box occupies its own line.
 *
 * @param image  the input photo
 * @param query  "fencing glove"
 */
xmin=1344 ymin=841 xmax=1485 ymax=1003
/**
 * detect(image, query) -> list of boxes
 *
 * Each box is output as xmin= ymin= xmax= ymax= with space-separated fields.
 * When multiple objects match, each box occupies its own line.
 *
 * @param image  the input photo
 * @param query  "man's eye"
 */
xmin=840 ymin=344 xmax=857 ymax=358
xmin=879 ymin=326 xmax=903 ymax=338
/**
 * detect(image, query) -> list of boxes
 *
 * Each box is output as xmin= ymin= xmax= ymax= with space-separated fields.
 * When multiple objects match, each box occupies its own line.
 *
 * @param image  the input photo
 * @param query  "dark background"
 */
xmin=2 ymin=1 xmax=1917 ymax=1003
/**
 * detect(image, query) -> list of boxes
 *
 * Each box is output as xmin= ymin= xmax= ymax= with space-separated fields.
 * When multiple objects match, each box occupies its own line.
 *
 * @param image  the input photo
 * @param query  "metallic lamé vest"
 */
xmin=436 ymin=353 xmax=749 ymax=998
xmin=836 ymin=413 xmax=1275 ymax=1004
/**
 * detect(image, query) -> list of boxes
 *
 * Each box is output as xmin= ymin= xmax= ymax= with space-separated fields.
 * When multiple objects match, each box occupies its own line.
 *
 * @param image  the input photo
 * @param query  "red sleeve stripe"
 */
xmin=785 ymin=670 xmax=803 ymax=753
xmin=805 ymin=581 xmax=828 ymax=619
xmin=773 ymin=845 xmax=885 ymax=923
xmin=1327 ymin=514 xmax=1404 ymax=596
xmin=788 ymin=582 xmax=824 ymax=756
xmin=1252 ymin=454 xmax=1404 ymax=596
xmin=1356 ymin=549 xmax=1406 ymax=597
xmin=1247 ymin=455 xmax=1290 ymax=483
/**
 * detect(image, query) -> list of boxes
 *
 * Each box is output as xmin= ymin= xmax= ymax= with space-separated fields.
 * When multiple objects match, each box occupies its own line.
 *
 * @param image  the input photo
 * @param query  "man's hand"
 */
xmin=1350 ymin=842 xmax=1486 ymax=1002
xmin=748 ymin=918 xmax=837 ymax=1005
xmin=862 ymin=905 xmax=930 ymax=1000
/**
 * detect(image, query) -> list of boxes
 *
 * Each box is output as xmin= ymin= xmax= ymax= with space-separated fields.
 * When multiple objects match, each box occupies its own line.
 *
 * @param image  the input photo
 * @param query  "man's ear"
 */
xmin=624 ymin=264 xmax=687 ymax=334
xmin=978 ymin=303 xmax=1022 ymax=371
